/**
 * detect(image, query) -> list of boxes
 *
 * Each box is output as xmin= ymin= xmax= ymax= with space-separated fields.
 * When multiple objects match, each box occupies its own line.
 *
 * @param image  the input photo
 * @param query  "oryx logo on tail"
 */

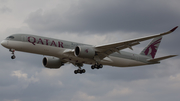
xmin=144 ymin=38 xmax=162 ymax=58
xmin=140 ymin=36 xmax=162 ymax=58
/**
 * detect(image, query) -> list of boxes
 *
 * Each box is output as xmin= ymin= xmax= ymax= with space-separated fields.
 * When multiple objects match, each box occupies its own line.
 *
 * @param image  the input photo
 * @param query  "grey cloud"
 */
xmin=0 ymin=0 xmax=8 ymax=3
xmin=0 ymin=6 xmax=12 ymax=13
xmin=25 ymin=0 xmax=180 ymax=34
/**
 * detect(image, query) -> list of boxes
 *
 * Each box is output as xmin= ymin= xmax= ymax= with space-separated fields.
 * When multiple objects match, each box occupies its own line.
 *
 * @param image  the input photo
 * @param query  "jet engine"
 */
xmin=42 ymin=57 xmax=63 ymax=69
xmin=74 ymin=46 xmax=95 ymax=59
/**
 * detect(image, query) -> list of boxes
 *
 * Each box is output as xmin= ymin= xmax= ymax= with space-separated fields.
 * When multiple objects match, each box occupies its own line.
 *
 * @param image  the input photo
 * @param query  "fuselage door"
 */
xmin=21 ymin=36 xmax=27 ymax=42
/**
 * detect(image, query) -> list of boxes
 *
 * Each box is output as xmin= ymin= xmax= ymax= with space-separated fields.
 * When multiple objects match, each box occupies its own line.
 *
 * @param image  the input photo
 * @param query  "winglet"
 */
xmin=160 ymin=26 xmax=178 ymax=36
xmin=170 ymin=26 xmax=178 ymax=32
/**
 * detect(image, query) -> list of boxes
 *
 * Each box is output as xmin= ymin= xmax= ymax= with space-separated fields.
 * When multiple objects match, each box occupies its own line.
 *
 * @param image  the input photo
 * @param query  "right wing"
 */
xmin=95 ymin=26 xmax=178 ymax=59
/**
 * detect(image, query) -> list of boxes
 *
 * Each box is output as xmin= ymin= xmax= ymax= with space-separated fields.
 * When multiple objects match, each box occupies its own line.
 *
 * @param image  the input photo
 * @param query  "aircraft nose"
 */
xmin=1 ymin=40 xmax=7 ymax=47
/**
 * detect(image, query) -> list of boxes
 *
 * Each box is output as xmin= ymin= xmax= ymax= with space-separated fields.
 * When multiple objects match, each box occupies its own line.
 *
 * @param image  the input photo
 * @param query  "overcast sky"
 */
xmin=0 ymin=0 xmax=180 ymax=101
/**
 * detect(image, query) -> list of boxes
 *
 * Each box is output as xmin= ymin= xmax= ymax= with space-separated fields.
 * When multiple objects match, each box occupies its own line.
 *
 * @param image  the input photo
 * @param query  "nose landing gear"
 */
xmin=9 ymin=49 xmax=16 ymax=59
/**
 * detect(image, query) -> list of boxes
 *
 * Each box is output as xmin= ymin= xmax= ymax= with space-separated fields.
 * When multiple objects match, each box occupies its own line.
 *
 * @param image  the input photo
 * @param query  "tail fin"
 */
xmin=140 ymin=36 xmax=162 ymax=59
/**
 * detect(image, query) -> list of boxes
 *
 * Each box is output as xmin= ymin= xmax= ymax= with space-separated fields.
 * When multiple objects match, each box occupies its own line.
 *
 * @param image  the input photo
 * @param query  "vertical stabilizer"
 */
xmin=140 ymin=36 xmax=162 ymax=59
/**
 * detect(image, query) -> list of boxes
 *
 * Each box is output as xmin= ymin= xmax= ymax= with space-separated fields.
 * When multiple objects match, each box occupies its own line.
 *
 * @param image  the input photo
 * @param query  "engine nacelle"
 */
xmin=74 ymin=46 xmax=95 ymax=59
xmin=42 ymin=57 xmax=62 ymax=69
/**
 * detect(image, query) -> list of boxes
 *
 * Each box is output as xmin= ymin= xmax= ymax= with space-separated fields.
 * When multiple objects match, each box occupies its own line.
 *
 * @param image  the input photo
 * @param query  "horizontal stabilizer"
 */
xmin=147 ymin=55 xmax=177 ymax=62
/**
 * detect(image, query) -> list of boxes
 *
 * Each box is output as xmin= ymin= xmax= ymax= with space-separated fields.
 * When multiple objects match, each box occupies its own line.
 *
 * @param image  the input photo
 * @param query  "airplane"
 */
xmin=1 ymin=26 xmax=178 ymax=74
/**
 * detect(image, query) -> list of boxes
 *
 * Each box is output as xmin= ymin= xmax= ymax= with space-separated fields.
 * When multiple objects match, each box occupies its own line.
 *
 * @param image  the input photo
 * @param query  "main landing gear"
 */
xmin=9 ymin=49 xmax=16 ymax=59
xmin=74 ymin=69 xmax=86 ymax=74
xmin=91 ymin=63 xmax=103 ymax=69
xmin=74 ymin=63 xmax=86 ymax=74
xmin=74 ymin=63 xmax=103 ymax=74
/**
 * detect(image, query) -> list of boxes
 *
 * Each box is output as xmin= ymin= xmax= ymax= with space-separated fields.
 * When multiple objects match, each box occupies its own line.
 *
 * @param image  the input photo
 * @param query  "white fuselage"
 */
xmin=1 ymin=34 xmax=151 ymax=68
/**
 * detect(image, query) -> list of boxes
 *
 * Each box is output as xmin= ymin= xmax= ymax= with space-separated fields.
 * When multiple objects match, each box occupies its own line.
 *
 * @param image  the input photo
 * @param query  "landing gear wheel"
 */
xmin=74 ymin=70 xmax=78 ymax=74
xmin=91 ymin=65 xmax=95 ymax=69
xmin=79 ymin=69 xmax=82 ymax=74
xmin=91 ymin=64 xmax=103 ymax=69
xmin=11 ymin=55 xmax=16 ymax=59
xmin=74 ymin=68 xmax=86 ymax=74
xmin=95 ymin=64 xmax=98 ymax=68
xmin=82 ymin=69 xmax=86 ymax=73
xmin=99 ymin=64 xmax=103 ymax=68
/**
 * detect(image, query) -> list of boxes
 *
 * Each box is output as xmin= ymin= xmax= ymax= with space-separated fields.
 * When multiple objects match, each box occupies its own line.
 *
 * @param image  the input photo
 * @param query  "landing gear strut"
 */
xmin=9 ymin=49 xmax=16 ymax=59
xmin=74 ymin=63 xmax=86 ymax=74
xmin=91 ymin=63 xmax=103 ymax=69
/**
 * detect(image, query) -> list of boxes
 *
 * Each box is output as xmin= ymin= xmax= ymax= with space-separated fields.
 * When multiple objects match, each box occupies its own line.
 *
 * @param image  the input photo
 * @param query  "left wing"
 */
xmin=95 ymin=26 xmax=178 ymax=59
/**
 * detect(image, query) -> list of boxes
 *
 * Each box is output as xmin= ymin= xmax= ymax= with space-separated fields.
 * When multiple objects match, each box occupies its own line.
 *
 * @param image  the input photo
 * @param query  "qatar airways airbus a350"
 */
xmin=1 ymin=26 xmax=178 ymax=74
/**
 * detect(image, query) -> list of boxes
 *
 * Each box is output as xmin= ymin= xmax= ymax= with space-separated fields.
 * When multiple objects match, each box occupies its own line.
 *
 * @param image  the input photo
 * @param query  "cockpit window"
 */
xmin=7 ymin=36 xmax=14 ymax=39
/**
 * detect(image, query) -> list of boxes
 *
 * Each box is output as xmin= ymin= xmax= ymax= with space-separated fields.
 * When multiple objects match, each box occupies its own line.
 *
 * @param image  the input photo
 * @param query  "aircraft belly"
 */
xmin=63 ymin=57 xmax=95 ymax=65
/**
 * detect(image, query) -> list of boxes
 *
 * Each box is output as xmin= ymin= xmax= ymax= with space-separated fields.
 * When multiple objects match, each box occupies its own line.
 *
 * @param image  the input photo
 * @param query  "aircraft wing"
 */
xmin=95 ymin=26 xmax=178 ymax=59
